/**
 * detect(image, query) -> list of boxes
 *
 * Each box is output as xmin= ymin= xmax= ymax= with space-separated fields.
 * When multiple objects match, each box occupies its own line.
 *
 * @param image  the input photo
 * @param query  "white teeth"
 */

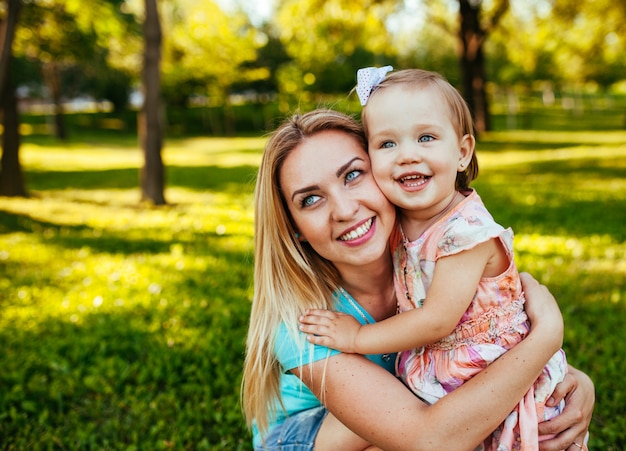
xmin=339 ymin=218 xmax=373 ymax=241
xmin=401 ymin=175 xmax=427 ymax=186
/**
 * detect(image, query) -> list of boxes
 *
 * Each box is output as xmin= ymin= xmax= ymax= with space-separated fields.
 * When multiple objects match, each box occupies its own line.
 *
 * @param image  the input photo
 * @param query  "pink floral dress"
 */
xmin=391 ymin=189 xmax=567 ymax=451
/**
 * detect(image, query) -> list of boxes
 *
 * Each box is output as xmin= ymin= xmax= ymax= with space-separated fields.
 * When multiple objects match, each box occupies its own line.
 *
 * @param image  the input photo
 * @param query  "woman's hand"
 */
xmin=538 ymin=366 xmax=594 ymax=450
xmin=521 ymin=272 xmax=594 ymax=450
xmin=520 ymin=272 xmax=564 ymax=353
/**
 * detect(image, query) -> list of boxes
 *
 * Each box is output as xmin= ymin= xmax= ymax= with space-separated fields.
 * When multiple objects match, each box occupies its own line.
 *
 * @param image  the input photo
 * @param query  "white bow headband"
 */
xmin=356 ymin=65 xmax=393 ymax=106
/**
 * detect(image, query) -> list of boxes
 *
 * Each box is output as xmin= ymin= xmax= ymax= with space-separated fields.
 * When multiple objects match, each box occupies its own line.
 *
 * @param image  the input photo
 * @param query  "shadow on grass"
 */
xmin=0 ymin=210 xmax=251 ymax=262
xmin=482 ymin=191 xmax=626 ymax=241
xmin=491 ymin=108 xmax=626 ymax=132
xmin=476 ymin=178 xmax=626 ymax=240
xmin=478 ymin=139 xmax=588 ymax=152
xmin=518 ymin=157 xmax=626 ymax=178
xmin=25 ymin=165 xmax=259 ymax=193
xmin=474 ymin=156 xmax=626 ymax=240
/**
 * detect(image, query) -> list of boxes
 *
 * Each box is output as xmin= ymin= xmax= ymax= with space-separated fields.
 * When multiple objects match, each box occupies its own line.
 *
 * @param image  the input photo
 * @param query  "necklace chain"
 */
xmin=400 ymin=191 xmax=464 ymax=305
xmin=338 ymin=287 xmax=370 ymax=324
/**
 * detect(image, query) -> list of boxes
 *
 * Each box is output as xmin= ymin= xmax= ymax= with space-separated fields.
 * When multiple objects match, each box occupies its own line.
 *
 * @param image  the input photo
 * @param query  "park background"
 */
xmin=0 ymin=0 xmax=624 ymax=449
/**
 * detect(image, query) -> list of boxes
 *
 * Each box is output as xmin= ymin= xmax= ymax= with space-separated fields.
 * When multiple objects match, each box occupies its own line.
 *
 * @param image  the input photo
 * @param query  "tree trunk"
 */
xmin=139 ymin=0 xmax=165 ymax=205
xmin=0 ymin=0 xmax=27 ymax=197
xmin=0 ymin=0 xmax=20 ymax=91
xmin=458 ymin=0 xmax=491 ymax=133
xmin=1 ymin=73 xmax=27 ymax=197
xmin=42 ymin=61 xmax=67 ymax=140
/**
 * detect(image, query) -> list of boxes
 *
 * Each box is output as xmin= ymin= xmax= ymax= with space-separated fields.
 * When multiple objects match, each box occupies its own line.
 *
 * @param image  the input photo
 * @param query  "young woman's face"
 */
xmin=279 ymin=129 xmax=396 ymax=272
xmin=365 ymin=85 xmax=473 ymax=222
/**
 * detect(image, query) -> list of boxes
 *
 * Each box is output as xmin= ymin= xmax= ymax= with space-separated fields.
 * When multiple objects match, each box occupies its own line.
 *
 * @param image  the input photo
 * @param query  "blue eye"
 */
xmin=418 ymin=135 xmax=435 ymax=143
xmin=345 ymin=169 xmax=362 ymax=182
xmin=301 ymin=195 xmax=320 ymax=208
xmin=381 ymin=141 xmax=395 ymax=149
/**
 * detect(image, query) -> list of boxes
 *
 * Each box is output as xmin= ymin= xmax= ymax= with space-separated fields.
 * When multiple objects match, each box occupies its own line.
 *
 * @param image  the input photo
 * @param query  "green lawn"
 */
xmin=0 ymin=126 xmax=624 ymax=449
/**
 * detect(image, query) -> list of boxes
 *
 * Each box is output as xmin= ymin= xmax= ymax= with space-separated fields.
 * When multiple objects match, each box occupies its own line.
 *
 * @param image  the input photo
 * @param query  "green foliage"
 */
xmin=0 ymin=120 xmax=625 ymax=449
xmin=13 ymin=0 xmax=140 ymax=110
xmin=161 ymin=0 xmax=264 ymax=104
xmin=274 ymin=0 xmax=399 ymax=95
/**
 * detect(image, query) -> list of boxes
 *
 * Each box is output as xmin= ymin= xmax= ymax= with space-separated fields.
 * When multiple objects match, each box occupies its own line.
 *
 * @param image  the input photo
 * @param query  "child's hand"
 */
xmin=299 ymin=309 xmax=362 ymax=353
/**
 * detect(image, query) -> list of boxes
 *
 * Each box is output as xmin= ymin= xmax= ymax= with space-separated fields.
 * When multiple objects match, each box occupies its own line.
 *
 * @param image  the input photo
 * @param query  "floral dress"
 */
xmin=391 ymin=189 xmax=567 ymax=451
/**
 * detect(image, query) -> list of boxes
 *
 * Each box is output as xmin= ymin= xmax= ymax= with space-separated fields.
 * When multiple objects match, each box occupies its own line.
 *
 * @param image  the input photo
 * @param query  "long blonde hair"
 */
xmin=362 ymin=68 xmax=479 ymax=190
xmin=242 ymin=109 xmax=368 ymax=437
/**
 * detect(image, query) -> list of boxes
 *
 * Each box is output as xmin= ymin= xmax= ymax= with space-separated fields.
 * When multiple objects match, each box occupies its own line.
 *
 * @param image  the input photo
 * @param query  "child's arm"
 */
xmin=300 ymin=238 xmax=505 ymax=354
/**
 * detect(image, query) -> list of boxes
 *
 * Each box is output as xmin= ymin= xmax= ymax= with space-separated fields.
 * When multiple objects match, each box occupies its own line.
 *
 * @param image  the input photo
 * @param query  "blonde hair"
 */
xmin=362 ymin=69 xmax=479 ymax=190
xmin=242 ymin=109 xmax=368 ymax=437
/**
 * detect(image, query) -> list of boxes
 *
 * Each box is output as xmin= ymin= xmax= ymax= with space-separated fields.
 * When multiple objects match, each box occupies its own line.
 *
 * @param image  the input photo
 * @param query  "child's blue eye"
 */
xmin=418 ymin=135 xmax=435 ymax=143
xmin=381 ymin=141 xmax=395 ymax=149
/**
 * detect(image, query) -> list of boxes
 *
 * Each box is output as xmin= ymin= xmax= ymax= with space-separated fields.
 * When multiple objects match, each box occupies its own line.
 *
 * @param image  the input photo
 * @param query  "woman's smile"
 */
xmin=338 ymin=217 xmax=375 ymax=243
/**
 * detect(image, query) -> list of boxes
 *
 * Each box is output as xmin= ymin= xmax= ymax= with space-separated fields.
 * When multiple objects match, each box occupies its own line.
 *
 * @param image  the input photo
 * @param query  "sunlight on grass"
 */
xmin=478 ymin=142 xmax=626 ymax=169
xmin=516 ymin=233 xmax=626 ymax=304
xmin=21 ymin=144 xmax=143 ymax=171
xmin=484 ymin=129 xmax=626 ymax=145
xmin=165 ymin=137 xmax=267 ymax=168
xmin=20 ymin=136 xmax=267 ymax=171
xmin=0 ymin=189 xmax=254 ymax=247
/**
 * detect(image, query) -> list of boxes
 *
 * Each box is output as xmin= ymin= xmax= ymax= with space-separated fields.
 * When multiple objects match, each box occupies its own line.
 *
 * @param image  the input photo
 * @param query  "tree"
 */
xmin=407 ymin=0 xmax=508 ymax=133
xmin=139 ymin=0 xmax=165 ymax=205
xmin=454 ymin=0 xmax=510 ymax=133
xmin=486 ymin=0 xmax=626 ymax=107
xmin=0 ymin=0 xmax=27 ymax=197
xmin=0 ymin=0 xmax=18 ymax=90
xmin=14 ymin=0 xmax=139 ymax=138
xmin=16 ymin=1 xmax=90 ymax=140
xmin=547 ymin=0 xmax=626 ymax=89
xmin=160 ymin=1 xmax=263 ymax=108
xmin=274 ymin=0 xmax=398 ymax=98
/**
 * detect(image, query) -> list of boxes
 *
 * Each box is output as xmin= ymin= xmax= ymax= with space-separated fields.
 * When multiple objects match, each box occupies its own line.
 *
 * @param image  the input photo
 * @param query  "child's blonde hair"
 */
xmin=362 ymin=69 xmax=479 ymax=190
xmin=242 ymin=109 xmax=368 ymax=437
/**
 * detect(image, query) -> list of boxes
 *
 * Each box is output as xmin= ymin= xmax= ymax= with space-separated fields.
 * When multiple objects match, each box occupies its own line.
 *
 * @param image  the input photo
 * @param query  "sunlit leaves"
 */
xmin=274 ymin=0 xmax=398 ymax=93
xmin=488 ymin=0 xmax=626 ymax=87
xmin=162 ymin=0 xmax=263 ymax=102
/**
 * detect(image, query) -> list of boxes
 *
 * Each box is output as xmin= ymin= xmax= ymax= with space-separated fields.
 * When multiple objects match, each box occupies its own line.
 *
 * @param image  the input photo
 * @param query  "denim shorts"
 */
xmin=254 ymin=406 xmax=328 ymax=451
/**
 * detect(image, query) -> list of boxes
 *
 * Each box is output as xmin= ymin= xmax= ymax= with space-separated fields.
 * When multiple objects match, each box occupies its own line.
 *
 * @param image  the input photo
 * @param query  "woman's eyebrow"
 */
xmin=291 ymin=184 xmax=319 ymax=202
xmin=336 ymin=157 xmax=363 ymax=177
xmin=290 ymin=156 xmax=364 ymax=201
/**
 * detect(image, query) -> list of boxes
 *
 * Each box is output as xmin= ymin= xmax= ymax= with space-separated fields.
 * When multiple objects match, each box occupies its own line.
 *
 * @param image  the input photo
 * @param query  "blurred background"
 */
xmin=2 ymin=0 xmax=625 ymax=141
xmin=0 ymin=0 xmax=624 ymax=449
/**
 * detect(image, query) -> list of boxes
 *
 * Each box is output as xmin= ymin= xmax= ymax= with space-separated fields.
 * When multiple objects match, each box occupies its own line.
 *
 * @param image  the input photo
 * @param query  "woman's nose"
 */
xmin=330 ymin=194 xmax=359 ymax=222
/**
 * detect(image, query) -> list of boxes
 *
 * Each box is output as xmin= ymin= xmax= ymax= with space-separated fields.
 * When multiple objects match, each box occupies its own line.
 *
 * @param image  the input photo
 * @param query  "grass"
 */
xmin=0 ymin=124 xmax=625 ymax=450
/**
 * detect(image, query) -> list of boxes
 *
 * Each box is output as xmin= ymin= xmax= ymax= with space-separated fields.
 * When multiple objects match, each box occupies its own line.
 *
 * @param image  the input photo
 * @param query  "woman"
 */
xmin=242 ymin=109 xmax=594 ymax=450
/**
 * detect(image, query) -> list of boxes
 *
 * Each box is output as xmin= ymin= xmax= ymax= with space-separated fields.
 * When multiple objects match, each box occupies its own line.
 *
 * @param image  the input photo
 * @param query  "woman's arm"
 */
xmin=294 ymin=272 xmax=563 ymax=450
xmin=538 ymin=365 xmax=595 ymax=451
